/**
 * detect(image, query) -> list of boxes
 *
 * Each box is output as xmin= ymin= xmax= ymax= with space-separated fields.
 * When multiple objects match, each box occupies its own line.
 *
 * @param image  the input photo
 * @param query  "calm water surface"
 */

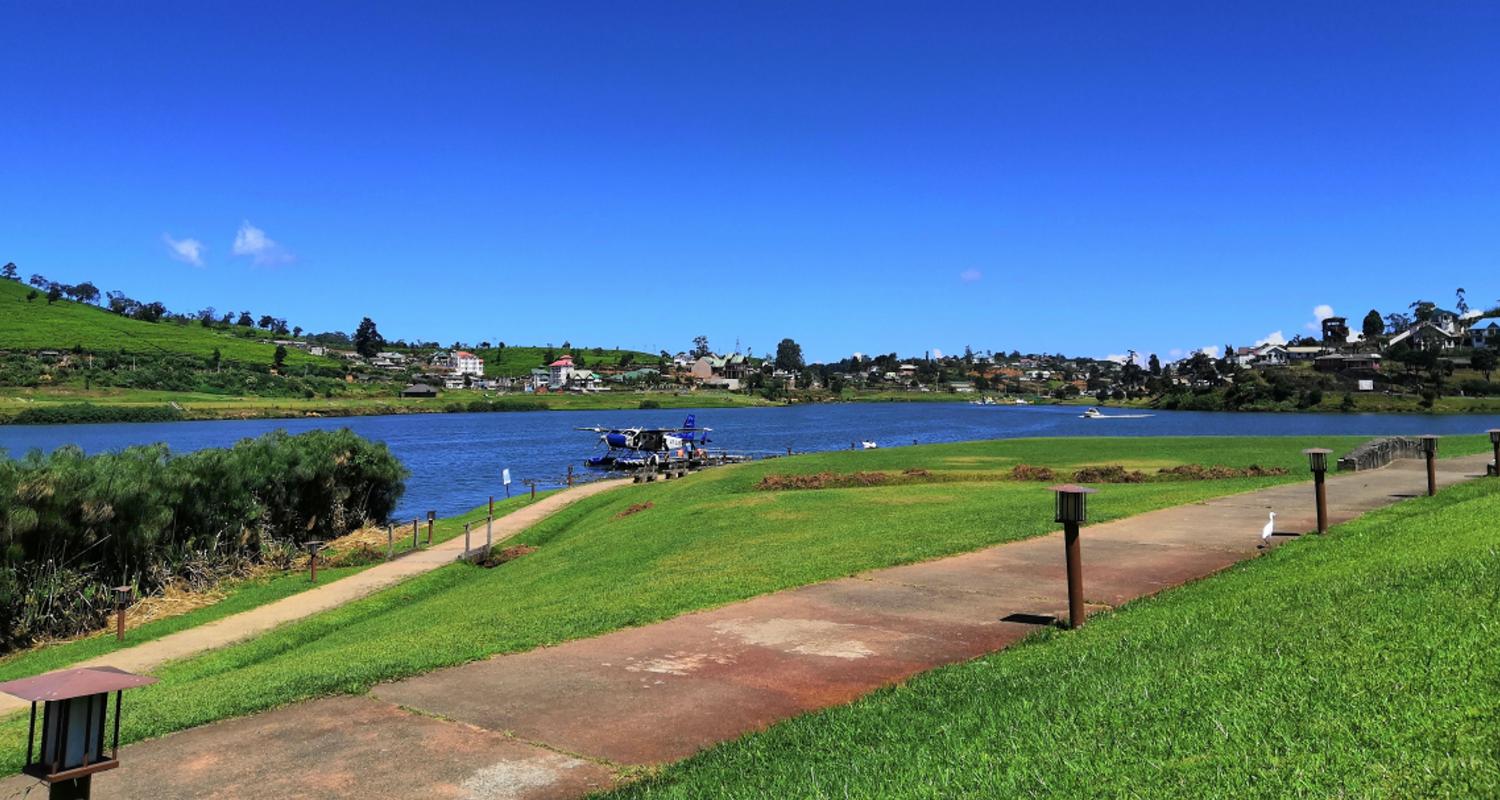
xmin=4 ymin=403 xmax=1498 ymax=520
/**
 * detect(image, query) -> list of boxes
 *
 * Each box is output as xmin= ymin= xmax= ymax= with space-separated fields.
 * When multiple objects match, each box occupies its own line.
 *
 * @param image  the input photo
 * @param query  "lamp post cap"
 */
xmin=0 ymin=666 xmax=158 ymax=702
xmin=1047 ymin=484 xmax=1098 ymax=494
xmin=1420 ymin=434 xmax=1440 ymax=440
xmin=112 ymin=585 xmax=132 ymax=592
xmin=1302 ymin=448 xmax=1333 ymax=454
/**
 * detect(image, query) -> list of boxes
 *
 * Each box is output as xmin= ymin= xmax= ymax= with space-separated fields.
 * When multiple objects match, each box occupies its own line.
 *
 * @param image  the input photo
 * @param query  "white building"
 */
xmin=449 ymin=350 xmax=485 ymax=376
xmin=548 ymin=355 xmax=575 ymax=389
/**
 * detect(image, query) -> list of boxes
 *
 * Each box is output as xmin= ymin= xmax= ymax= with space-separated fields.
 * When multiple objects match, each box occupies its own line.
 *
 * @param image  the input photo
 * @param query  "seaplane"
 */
xmin=577 ymin=415 xmax=716 ymax=471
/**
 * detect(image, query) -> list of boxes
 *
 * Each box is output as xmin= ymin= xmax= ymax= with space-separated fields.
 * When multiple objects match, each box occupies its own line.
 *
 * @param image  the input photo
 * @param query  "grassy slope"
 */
xmin=609 ymin=480 xmax=1500 ymax=799
xmin=3 ymin=434 xmax=1488 ymax=775
xmin=0 ymin=279 xmax=336 ymax=367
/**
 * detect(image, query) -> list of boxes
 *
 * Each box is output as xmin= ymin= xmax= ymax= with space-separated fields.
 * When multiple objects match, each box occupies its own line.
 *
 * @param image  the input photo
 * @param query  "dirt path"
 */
xmin=0 ymin=478 xmax=629 ymax=718
xmin=3 ymin=456 xmax=1491 ymax=799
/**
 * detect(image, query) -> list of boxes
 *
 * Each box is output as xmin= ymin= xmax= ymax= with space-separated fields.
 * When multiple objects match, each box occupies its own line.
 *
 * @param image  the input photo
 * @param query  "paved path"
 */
xmin=4 ymin=456 xmax=1491 ymax=799
xmin=0 ymin=479 xmax=629 ymax=717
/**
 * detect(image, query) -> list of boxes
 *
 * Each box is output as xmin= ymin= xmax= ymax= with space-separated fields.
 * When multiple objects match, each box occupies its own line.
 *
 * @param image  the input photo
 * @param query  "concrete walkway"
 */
xmin=0 ymin=478 xmax=628 ymax=717
xmin=4 ymin=455 xmax=1491 ymax=799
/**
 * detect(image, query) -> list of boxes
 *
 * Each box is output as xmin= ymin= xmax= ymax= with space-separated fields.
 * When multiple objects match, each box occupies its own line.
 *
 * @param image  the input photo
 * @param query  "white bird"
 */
xmin=1259 ymin=512 xmax=1276 ymax=549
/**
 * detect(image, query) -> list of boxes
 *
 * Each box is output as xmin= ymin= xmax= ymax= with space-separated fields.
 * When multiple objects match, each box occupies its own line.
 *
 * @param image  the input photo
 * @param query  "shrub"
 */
xmin=0 ymin=429 xmax=407 ymax=651
xmin=638 ymin=400 xmax=662 ymax=409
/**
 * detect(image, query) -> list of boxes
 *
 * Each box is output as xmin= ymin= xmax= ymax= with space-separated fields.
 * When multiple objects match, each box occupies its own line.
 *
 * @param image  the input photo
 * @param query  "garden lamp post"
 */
xmin=426 ymin=510 xmax=436 ymax=545
xmin=1488 ymin=429 xmax=1500 ymax=477
xmin=305 ymin=541 xmax=325 ymax=583
xmin=1303 ymin=448 xmax=1332 ymax=534
xmin=1049 ymin=484 xmax=1097 ymax=629
xmin=0 ymin=666 xmax=158 ymax=800
xmin=111 ymin=587 xmax=132 ymax=643
xmin=1420 ymin=435 xmax=1439 ymax=497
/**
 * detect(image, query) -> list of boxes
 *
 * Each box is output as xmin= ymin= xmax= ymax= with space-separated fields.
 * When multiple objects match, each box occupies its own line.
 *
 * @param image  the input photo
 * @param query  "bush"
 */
xmin=638 ymin=400 xmax=662 ymax=409
xmin=5 ymin=403 xmax=183 ymax=425
xmin=0 ymin=429 xmax=407 ymax=651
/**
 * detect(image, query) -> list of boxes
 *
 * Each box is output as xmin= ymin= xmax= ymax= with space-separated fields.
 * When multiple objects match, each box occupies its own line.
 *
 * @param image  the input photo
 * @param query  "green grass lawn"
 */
xmin=0 ymin=435 xmax=1490 ymax=778
xmin=607 ymin=477 xmax=1500 ymax=798
xmin=0 ymin=386 xmax=774 ymax=422
xmin=0 ymin=279 xmax=337 ymax=368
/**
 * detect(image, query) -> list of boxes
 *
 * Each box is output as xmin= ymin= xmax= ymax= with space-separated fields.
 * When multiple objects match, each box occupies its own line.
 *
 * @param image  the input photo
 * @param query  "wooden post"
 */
xmin=486 ymin=516 xmax=493 ymax=550
xmin=567 ymin=465 xmax=574 ymax=488
xmin=426 ymin=511 xmax=435 ymax=545
xmin=489 ymin=496 xmax=494 ymax=516
xmin=412 ymin=519 xmax=419 ymax=549
xmin=387 ymin=523 xmax=394 ymax=560
xmin=464 ymin=523 xmax=471 ymax=557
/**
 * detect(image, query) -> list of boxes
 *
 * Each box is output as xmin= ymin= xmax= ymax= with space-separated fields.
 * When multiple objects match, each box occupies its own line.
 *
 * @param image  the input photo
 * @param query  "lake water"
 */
xmin=4 ymin=403 xmax=1498 ymax=520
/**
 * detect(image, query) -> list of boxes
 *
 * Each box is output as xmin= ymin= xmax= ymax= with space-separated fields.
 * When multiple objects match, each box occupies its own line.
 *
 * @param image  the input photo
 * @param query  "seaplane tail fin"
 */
xmin=682 ymin=414 xmax=696 ymax=431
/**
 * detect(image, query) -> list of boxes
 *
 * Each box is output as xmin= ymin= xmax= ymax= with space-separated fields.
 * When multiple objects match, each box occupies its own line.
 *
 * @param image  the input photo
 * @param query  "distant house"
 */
xmin=1249 ymin=344 xmax=1289 ymax=368
xmin=1389 ymin=322 xmax=1460 ymax=352
xmin=449 ymin=351 xmax=484 ymax=376
xmin=1285 ymin=345 xmax=1325 ymax=362
xmin=442 ymin=374 xmax=467 ymax=389
xmin=400 ymin=383 xmax=439 ymax=398
xmin=548 ymin=355 xmax=575 ymax=389
xmin=947 ymin=382 xmax=976 ymax=393
xmin=1469 ymin=320 xmax=1500 ymax=350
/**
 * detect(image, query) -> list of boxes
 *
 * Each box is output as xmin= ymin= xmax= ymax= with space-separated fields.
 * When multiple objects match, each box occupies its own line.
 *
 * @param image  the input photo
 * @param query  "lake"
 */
xmin=4 ymin=403 xmax=1499 ymax=520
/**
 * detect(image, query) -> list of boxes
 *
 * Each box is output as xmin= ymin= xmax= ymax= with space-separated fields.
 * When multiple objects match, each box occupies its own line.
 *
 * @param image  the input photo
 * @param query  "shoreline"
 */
xmin=5 ymin=386 xmax=1500 ymax=426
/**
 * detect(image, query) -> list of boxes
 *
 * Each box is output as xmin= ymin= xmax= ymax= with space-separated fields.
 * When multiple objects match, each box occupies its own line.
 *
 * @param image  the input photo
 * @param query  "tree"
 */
xmin=775 ymin=338 xmax=805 ymax=372
xmin=1384 ymin=312 xmax=1411 ymax=334
xmin=45 ymin=284 xmax=62 ymax=304
xmin=292 ymin=326 xmax=303 ymax=338
xmin=236 ymin=311 xmax=253 ymax=327
xmin=258 ymin=314 xmax=275 ymax=329
xmin=1456 ymin=287 xmax=1469 ymax=315
xmin=353 ymin=317 xmax=385 ymax=358
xmin=1148 ymin=353 xmax=1162 ymax=376
xmin=1410 ymin=301 xmax=1435 ymax=322
xmin=1473 ymin=349 xmax=1497 ymax=382
xmin=210 ymin=348 xmax=222 ymax=371
xmin=691 ymin=336 xmax=711 ymax=359
xmin=0 ymin=262 xmax=16 ymax=280
xmin=1361 ymin=309 xmax=1384 ymax=342
xmin=28 ymin=273 xmax=47 ymax=289
xmin=273 ymin=345 xmax=288 ymax=371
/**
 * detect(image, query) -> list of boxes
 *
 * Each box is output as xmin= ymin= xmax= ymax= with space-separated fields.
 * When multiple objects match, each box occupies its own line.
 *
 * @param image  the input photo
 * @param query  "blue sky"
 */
xmin=2 ymin=2 xmax=1497 ymax=362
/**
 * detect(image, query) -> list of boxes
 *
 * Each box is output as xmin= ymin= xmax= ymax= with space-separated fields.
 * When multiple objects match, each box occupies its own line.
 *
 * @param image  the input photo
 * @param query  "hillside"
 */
xmin=0 ymin=278 xmax=338 ymax=367
xmin=472 ymin=344 xmax=659 ymax=377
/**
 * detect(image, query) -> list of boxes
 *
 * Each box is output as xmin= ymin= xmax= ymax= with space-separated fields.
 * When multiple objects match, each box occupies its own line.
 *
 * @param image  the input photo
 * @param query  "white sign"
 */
xmin=1357 ymin=380 xmax=1374 ymax=392
xmin=502 ymin=468 xmax=512 ymax=485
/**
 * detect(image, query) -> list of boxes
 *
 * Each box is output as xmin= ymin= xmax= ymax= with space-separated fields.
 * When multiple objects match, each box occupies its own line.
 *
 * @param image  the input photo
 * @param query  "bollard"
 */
xmin=787 ymin=446 xmax=792 ymax=457
xmin=567 ymin=465 xmax=574 ymax=488
xmin=1421 ymin=435 xmax=1439 ymax=497
xmin=427 ymin=510 xmax=436 ymax=545
xmin=387 ymin=523 xmax=395 ymax=560
xmin=530 ymin=482 xmax=536 ymax=501
xmin=113 ymin=586 xmax=132 ymax=642
xmin=412 ymin=519 xmax=419 ymax=549
xmin=464 ymin=523 xmax=471 ymax=558
xmin=307 ymin=541 xmax=325 ymax=583
xmin=1049 ymin=484 xmax=1096 ymax=629
xmin=489 ymin=496 xmax=494 ymax=516
xmin=1304 ymin=448 xmax=1331 ymax=534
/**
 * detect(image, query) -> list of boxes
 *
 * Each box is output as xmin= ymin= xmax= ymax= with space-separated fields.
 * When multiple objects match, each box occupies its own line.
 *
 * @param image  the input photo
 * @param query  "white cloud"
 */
xmin=1104 ymin=352 xmax=1145 ymax=365
xmin=232 ymin=221 xmax=293 ymax=265
xmin=1305 ymin=304 xmax=1335 ymax=331
xmin=931 ymin=348 xmax=944 ymax=359
xmin=1167 ymin=348 xmax=1184 ymax=359
xmin=162 ymin=233 xmax=205 ymax=266
xmin=958 ymin=268 xmax=983 ymax=283
xmin=1198 ymin=345 xmax=1222 ymax=359
xmin=1254 ymin=330 xmax=1287 ymax=346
